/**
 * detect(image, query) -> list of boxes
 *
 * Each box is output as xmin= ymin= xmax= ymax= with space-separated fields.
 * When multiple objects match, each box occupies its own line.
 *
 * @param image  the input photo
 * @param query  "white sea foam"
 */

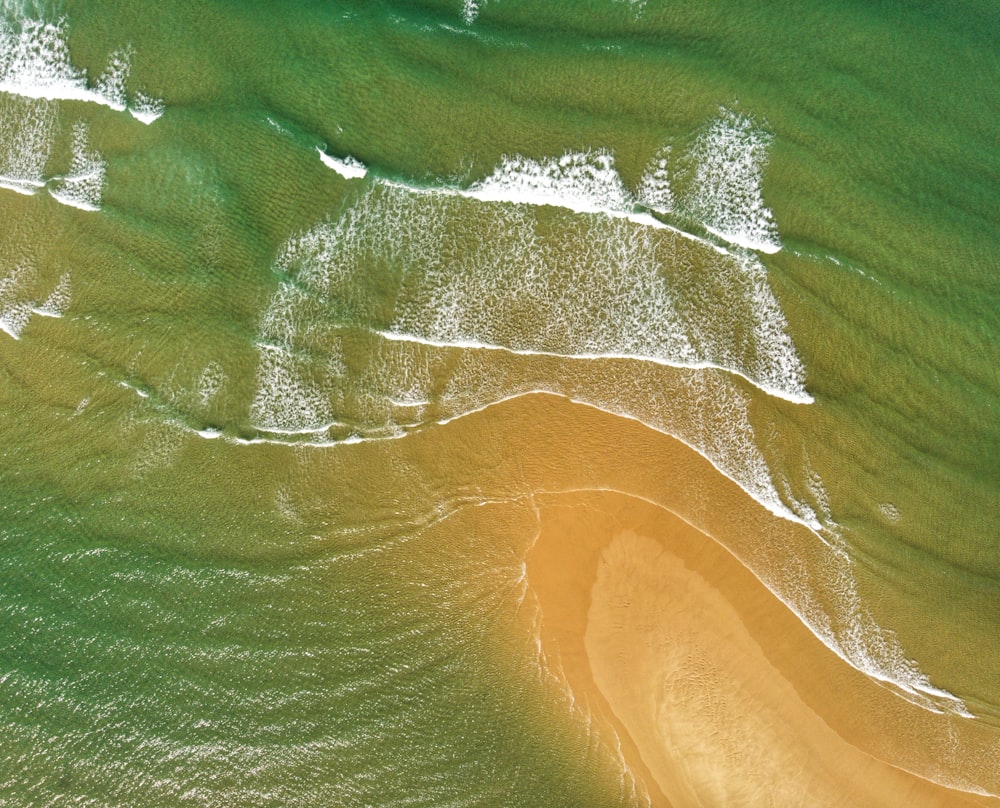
xmin=0 ymin=10 xmax=161 ymax=206
xmin=244 ymin=133 xmax=980 ymax=726
xmin=0 ymin=262 xmax=35 ymax=338
xmin=390 ymin=127 xmax=778 ymax=258
xmin=245 ymin=170 xmax=812 ymax=499
xmin=0 ymin=18 xmax=95 ymax=103
xmin=0 ymin=94 xmax=55 ymax=191
xmin=376 ymin=328 xmax=810 ymax=405
xmin=462 ymin=0 xmax=484 ymax=24
xmin=679 ymin=107 xmax=781 ymax=253
xmin=253 ymin=201 xmax=809 ymax=521
xmin=119 ymin=379 xmax=149 ymax=399
xmin=770 ymin=469 xmax=972 ymax=717
xmin=260 ymin=181 xmax=808 ymax=405
xmin=636 ymin=145 xmax=673 ymax=213
xmin=783 ymin=529 xmax=972 ymax=717
xmin=48 ymin=120 xmax=104 ymax=210
xmin=129 ymin=90 xmax=164 ymax=124
xmin=880 ymin=502 xmax=902 ymax=523
xmin=0 ymin=14 xmax=164 ymax=120
xmin=318 ymin=148 xmax=367 ymax=180
xmin=249 ymin=343 xmax=339 ymax=433
xmin=95 ymin=47 xmax=129 ymax=109
xmin=196 ymin=361 xmax=225 ymax=407
xmin=312 ymin=114 xmax=780 ymax=262
xmin=0 ymin=261 xmax=72 ymax=335
xmin=46 ymin=188 xmax=97 ymax=210
xmin=253 ymin=118 xmax=807 ymax=524
xmin=0 ymin=175 xmax=40 ymax=194
xmin=251 ymin=116 xmax=971 ymax=719
xmin=390 ymin=175 xmax=716 ymax=250
xmin=33 ymin=271 xmax=69 ymax=317
xmin=468 ymin=149 xmax=633 ymax=215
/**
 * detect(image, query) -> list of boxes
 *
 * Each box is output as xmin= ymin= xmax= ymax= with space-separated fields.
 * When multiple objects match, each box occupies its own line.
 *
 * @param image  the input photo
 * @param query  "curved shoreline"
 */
xmin=406 ymin=393 xmax=1000 ymax=803
xmin=523 ymin=486 xmax=999 ymax=806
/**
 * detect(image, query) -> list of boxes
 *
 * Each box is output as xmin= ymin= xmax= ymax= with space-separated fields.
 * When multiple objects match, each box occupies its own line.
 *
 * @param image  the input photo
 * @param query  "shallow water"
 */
xmin=0 ymin=0 xmax=997 ymax=804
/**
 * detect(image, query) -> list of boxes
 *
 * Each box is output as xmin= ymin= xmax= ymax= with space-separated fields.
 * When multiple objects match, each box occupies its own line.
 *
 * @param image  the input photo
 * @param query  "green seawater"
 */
xmin=0 ymin=0 xmax=998 ymax=804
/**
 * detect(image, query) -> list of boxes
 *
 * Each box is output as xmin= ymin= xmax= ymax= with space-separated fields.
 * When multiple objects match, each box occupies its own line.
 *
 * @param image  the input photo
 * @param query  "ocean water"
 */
xmin=0 ymin=0 xmax=997 ymax=804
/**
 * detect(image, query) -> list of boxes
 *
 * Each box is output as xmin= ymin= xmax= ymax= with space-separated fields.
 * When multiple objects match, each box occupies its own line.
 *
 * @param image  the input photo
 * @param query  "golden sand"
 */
xmin=300 ymin=390 xmax=999 ymax=805
xmin=526 ymin=490 xmax=998 ymax=806
xmin=482 ymin=394 xmax=999 ymax=807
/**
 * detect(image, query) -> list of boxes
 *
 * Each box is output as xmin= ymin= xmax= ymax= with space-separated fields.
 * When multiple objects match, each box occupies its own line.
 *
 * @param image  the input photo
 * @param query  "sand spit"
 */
xmin=526 ymin=489 xmax=996 ymax=806
xmin=452 ymin=394 xmax=997 ymax=807
xmin=274 ymin=391 xmax=998 ymax=804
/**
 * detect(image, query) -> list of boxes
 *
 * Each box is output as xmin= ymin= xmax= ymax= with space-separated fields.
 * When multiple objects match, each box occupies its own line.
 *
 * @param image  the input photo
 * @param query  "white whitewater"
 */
xmin=0 ymin=14 xmax=164 ymax=122
xmin=33 ymin=271 xmax=69 ymax=317
xmin=462 ymin=0 xmax=484 ymax=24
xmin=0 ymin=94 xmax=54 ymax=194
xmin=467 ymin=149 xmax=633 ymax=214
xmin=48 ymin=121 xmax=105 ymax=210
xmin=0 ymin=262 xmax=35 ymax=339
xmin=243 ymin=109 xmax=975 ymax=723
xmin=0 ymin=261 xmax=71 ymax=337
xmin=260 ymin=176 xmax=808 ymax=402
xmin=679 ymin=107 xmax=781 ymax=253
xmin=0 ymin=8 xmax=164 ymax=211
xmin=636 ymin=145 xmax=674 ymax=213
xmin=316 ymin=107 xmax=782 ymax=259
xmin=317 ymin=148 xmax=367 ymax=180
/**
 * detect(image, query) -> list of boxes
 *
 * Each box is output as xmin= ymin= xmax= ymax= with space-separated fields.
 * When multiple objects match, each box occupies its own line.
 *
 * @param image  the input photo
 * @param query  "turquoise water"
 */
xmin=0 ymin=0 xmax=998 ymax=804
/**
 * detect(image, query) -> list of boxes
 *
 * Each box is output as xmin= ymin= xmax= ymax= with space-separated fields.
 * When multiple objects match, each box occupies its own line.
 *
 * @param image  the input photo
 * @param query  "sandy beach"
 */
xmin=474 ymin=393 xmax=1000 ymax=807
xmin=300 ymin=388 xmax=998 ymax=805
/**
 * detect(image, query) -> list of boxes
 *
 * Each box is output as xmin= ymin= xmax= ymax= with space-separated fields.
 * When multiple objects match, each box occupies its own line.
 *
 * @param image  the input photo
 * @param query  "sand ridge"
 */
xmin=302 ymin=391 xmax=999 ymax=804
xmin=520 ymin=479 xmax=998 ymax=805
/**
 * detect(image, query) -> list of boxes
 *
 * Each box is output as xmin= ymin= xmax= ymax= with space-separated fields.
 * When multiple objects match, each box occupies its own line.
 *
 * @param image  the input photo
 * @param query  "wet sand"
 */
xmin=525 ymin=489 xmax=996 ymax=806
xmin=302 ymin=389 xmax=999 ymax=805
xmin=479 ymin=395 xmax=1000 ymax=807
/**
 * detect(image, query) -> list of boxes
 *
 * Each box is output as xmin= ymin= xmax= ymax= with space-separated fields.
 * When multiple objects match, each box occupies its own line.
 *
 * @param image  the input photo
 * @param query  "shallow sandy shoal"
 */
xmin=459 ymin=394 xmax=999 ymax=807
xmin=307 ymin=391 xmax=999 ymax=804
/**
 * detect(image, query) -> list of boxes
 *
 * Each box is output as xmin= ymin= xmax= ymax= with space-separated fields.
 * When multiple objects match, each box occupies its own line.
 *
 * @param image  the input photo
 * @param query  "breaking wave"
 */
xmin=319 ymin=106 xmax=781 ymax=256
xmin=242 ymin=109 xmax=972 ymax=724
xmin=47 ymin=120 xmax=104 ymax=210
xmin=0 ymin=5 xmax=164 ymax=211
xmin=0 ymin=12 xmax=163 ymax=121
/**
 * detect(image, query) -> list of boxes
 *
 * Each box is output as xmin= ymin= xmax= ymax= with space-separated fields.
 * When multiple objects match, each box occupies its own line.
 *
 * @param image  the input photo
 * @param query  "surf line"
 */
xmin=316 ymin=149 xmax=778 ymax=260
xmin=374 ymin=328 xmax=813 ymax=405
xmin=0 ymin=78 xmax=164 ymax=123
xmin=0 ymin=17 xmax=164 ymax=123
xmin=524 ymin=484 xmax=974 ymax=719
xmin=194 ymin=396 xmax=977 ymax=732
xmin=0 ymin=172 xmax=104 ymax=210
xmin=210 ymin=385 xmax=812 ymax=528
xmin=380 ymin=175 xmax=741 ymax=256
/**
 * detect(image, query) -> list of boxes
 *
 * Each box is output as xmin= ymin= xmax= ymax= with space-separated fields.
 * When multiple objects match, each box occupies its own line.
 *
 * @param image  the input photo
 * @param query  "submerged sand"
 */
xmin=526 ymin=488 xmax=998 ymax=806
xmin=300 ymin=390 xmax=997 ymax=804
xmin=471 ymin=395 xmax=999 ymax=807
